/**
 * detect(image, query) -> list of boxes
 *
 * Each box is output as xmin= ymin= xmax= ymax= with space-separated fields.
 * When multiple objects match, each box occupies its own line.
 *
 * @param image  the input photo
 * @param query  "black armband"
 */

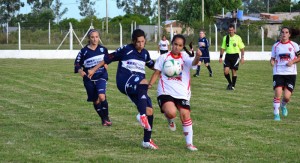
xmin=219 ymin=54 xmax=223 ymax=58
xmin=296 ymin=50 xmax=300 ymax=57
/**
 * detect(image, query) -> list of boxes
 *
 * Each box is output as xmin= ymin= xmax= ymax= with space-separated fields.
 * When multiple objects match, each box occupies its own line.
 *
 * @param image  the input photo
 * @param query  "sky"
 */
xmin=19 ymin=0 xmax=125 ymax=19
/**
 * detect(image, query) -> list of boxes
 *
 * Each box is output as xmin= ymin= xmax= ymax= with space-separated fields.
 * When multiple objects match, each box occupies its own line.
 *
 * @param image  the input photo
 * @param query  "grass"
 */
xmin=1 ymin=59 xmax=300 ymax=162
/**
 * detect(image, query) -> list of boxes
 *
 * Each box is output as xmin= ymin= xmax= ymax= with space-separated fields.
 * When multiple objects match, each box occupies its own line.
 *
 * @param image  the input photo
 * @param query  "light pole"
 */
xmin=267 ymin=0 xmax=269 ymax=13
xmin=290 ymin=4 xmax=293 ymax=14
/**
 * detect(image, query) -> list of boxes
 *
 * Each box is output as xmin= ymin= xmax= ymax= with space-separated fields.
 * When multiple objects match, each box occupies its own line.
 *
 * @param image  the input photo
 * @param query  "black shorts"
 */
xmin=224 ymin=54 xmax=240 ymax=70
xmin=160 ymin=50 xmax=168 ymax=55
xmin=273 ymin=75 xmax=296 ymax=92
xmin=157 ymin=95 xmax=190 ymax=113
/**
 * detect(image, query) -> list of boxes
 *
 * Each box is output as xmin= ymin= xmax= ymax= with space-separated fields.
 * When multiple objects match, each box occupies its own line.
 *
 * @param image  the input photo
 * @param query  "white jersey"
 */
xmin=154 ymin=52 xmax=193 ymax=100
xmin=158 ymin=40 xmax=170 ymax=51
xmin=271 ymin=41 xmax=299 ymax=75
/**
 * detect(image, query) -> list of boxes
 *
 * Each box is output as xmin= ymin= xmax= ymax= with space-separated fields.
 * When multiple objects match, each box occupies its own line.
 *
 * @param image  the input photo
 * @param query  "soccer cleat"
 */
xmin=281 ymin=106 xmax=288 ymax=117
xmin=186 ymin=144 xmax=198 ymax=151
xmin=102 ymin=117 xmax=112 ymax=126
xmin=274 ymin=114 xmax=281 ymax=121
xmin=167 ymin=118 xmax=176 ymax=131
xmin=209 ymin=73 xmax=213 ymax=77
xmin=136 ymin=114 xmax=151 ymax=131
xmin=193 ymin=74 xmax=199 ymax=77
xmin=142 ymin=139 xmax=158 ymax=150
xmin=231 ymin=86 xmax=235 ymax=90
xmin=226 ymin=84 xmax=233 ymax=90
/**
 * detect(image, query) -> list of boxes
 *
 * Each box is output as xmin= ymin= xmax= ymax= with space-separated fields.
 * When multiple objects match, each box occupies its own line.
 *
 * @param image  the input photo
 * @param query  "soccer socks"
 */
xmin=224 ymin=74 xmax=232 ymax=85
xmin=100 ymin=100 xmax=109 ymax=118
xmin=281 ymin=98 xmax=289 ymax=108
xmin=93 ymin=103 xmax=105 ymax=120
xmin=182 ymin=119 xmax=193 ymax=145
xmin=273 ymin=97 xmax=280 ymax=115
xmin=232 ymin=76 xmax=237 ymax=87
xmin=144 ymin=115 xmax=153 ymax=142
xmin=137 ymin=84 xmax=148 ymax=115
xmin=196 ymin=66 xmax=200 ymax=75
xmin=207 ymin=65 xmax=212 ymax=74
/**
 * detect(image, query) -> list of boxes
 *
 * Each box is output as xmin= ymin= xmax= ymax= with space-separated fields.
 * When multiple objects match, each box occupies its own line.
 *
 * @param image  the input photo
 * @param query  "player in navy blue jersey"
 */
xmin=193 ymin=30 xmax=213 ymax=77
xmin=88 ymin=29 xmax=158 ymax=149
xmin=74 ymin=29 xmax=112 ymax=126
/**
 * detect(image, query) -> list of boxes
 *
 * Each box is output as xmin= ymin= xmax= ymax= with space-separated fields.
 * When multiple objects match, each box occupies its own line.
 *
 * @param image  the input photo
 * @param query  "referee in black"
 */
xmin=219 ymin=24 xmax=245 ymax=90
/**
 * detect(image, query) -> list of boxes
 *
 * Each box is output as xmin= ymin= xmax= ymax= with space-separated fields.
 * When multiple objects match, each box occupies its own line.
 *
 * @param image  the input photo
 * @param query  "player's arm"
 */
xmin=74 ymin=51 xmax=86 ymax=77
xmin=240 ymin=48 xmax=245 ymax=64
xmin=270 ymin=57 xmax=275 ymax=67
xmin=219 ymin=48 xmax=225 ymax=63
xmin=148 ymin=69 xmax=161 ymax=89
xmin=192 ymin=49 xmax=202 ymax=66
xmin=88 ymin=60 xmax=105 ymax=78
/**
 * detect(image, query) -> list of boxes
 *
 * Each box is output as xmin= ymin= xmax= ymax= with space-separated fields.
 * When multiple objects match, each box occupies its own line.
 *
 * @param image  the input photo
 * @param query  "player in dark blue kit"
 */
xmin=74 ymin=29 xmax=112 ymax=126
xmin=193 ymin=30 xmax=213 ymax=77
xmin=88 ymin=29 xmax=158 ymax=149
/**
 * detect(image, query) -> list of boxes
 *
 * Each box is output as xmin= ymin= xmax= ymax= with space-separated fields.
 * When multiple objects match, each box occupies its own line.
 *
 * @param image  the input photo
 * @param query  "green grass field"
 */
xmin=1 ymin=59 xmax=300 ymax=162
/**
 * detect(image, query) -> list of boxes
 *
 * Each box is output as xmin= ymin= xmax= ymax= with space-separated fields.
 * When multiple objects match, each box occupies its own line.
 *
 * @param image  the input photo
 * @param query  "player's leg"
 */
xmin=281 ymin=75 xmax=296 ymax=117
xmin=83 ymin=78 xmax=106 ymax=123
xmin=134 ymin=96 xmax=158 ymax=149
xmin=95 ymin=79 xmax=111 ymax=126
xmin=223 ymin=55 xmax=232 ymax=90
xmin=194 ymin=60 xmax=202 ymax=77
xmin=177 ymin=99 xmax=197 ymax=151
xmin=231 ymin=69 xmax=237 ymax=90
xmin=231 ymin=54 xmax=240 ymax=89
xmin=205 ymin=58 xmax=213 ymax=77
xmin=273 ymin=75 xmax=284 ymax=121
xmin=159 ymin=95 xmax=177 ymax=131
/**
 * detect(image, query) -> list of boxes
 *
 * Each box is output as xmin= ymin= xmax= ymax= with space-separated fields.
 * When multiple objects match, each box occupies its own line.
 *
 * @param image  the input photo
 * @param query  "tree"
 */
xmin=27 ymin=0 xmax=53 ymax=12
xmin=78 ymin=0 xmax=96 ymax=17
xmin=176 ymin=0 xmax=242 ymax=26
xmin=116 ymin=0 xmax=154 ymax=17
xmin=0 ymin=0 xmax=24 ymax=25
xmin=154 ymin=0 xmax=179 ymax=21
xmin=52 ymin=0 xmax=68 ymax=24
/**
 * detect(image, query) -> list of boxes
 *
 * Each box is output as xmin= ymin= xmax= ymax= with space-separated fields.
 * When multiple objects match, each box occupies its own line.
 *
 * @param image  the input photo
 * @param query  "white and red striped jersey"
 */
xmin=271 ymin=41 xmax=300 ymax=75
xmin=154 ymin=52 xmax=193 ymax=100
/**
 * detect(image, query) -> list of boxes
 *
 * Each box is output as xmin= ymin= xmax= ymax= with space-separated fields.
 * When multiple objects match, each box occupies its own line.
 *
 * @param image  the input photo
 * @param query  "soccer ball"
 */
xmin=162 ymin=59 xmax=182 ymax=77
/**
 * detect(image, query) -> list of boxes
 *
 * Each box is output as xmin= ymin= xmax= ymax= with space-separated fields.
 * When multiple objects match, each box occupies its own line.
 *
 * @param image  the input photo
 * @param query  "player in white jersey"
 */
xmin=158 ymin=35 xmax=170 ymax=55
xmin=270 ymin=27 xmax=300 ymax=121
xmin=149 ymin=34 xmax=202 ymax=151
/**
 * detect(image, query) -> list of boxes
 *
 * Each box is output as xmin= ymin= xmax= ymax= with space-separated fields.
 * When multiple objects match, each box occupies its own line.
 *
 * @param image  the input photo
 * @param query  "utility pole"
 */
xmin=106 ymin=0 xmax=108 ymax=34
xmin=158 ymin=0 xmax=161 ymax=40
xmin=267 ymin=0 xmax=269 ymax=13
xmin=202 ymin=0 xmax=204 ymax=22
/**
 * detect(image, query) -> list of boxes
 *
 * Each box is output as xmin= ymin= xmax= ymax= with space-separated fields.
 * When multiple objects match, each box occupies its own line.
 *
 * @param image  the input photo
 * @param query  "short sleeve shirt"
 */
xmin=221 ymin=34 xmax=245 ymax=54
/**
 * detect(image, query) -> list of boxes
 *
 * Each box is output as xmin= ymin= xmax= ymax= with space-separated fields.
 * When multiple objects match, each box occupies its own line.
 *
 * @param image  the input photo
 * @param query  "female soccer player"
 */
xmin=148 ymin=34 xmax=202 ymax=151
xmin=74 ymin=29 xmax=112 ymax=126
xmin=88 ymin=29 xmax=158 ymax=149
xmin=193 ymin=30 xmax=213 ymax=77
xmin=158 ymin=35 xmax=170 ymax=55
xmin=270 ymin=27 xmax=300 ymax=121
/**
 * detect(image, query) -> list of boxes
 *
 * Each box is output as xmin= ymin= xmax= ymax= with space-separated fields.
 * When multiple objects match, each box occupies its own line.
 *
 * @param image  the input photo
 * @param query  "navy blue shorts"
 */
xmin=117 ymin=74 xmax=153 ymax=108
xmin=83 ymin=76 xmax=107 ymax=102
xmin=200 ymin=57 xmax=210 ymax=63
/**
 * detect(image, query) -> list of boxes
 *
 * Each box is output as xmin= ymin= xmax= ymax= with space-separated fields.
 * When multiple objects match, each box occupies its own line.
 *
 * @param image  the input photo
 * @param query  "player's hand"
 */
xmin=104 ymin=64 xmax=108 ymax=70
xmin=270 ymin=59 xmax=275 ymax=67
xmin=286 ymin=61 xmax=294 ymax=67
xmin=219 ymin=58 xmax=223 ymax=63
xmin=79 ymin=69 xmax=87 ymax=77
xmin=88 ymin=68 xmax=96 ymax=79
xmin=196 ymin=49 xmax=202 ymax=57
xmin=241 ymin=57 xmax=245 ymax=64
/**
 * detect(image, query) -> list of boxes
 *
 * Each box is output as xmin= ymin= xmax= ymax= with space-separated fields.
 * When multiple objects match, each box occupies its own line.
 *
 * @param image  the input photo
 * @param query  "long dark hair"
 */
xmin=171 ymin=34 xmax=193 ymax=57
